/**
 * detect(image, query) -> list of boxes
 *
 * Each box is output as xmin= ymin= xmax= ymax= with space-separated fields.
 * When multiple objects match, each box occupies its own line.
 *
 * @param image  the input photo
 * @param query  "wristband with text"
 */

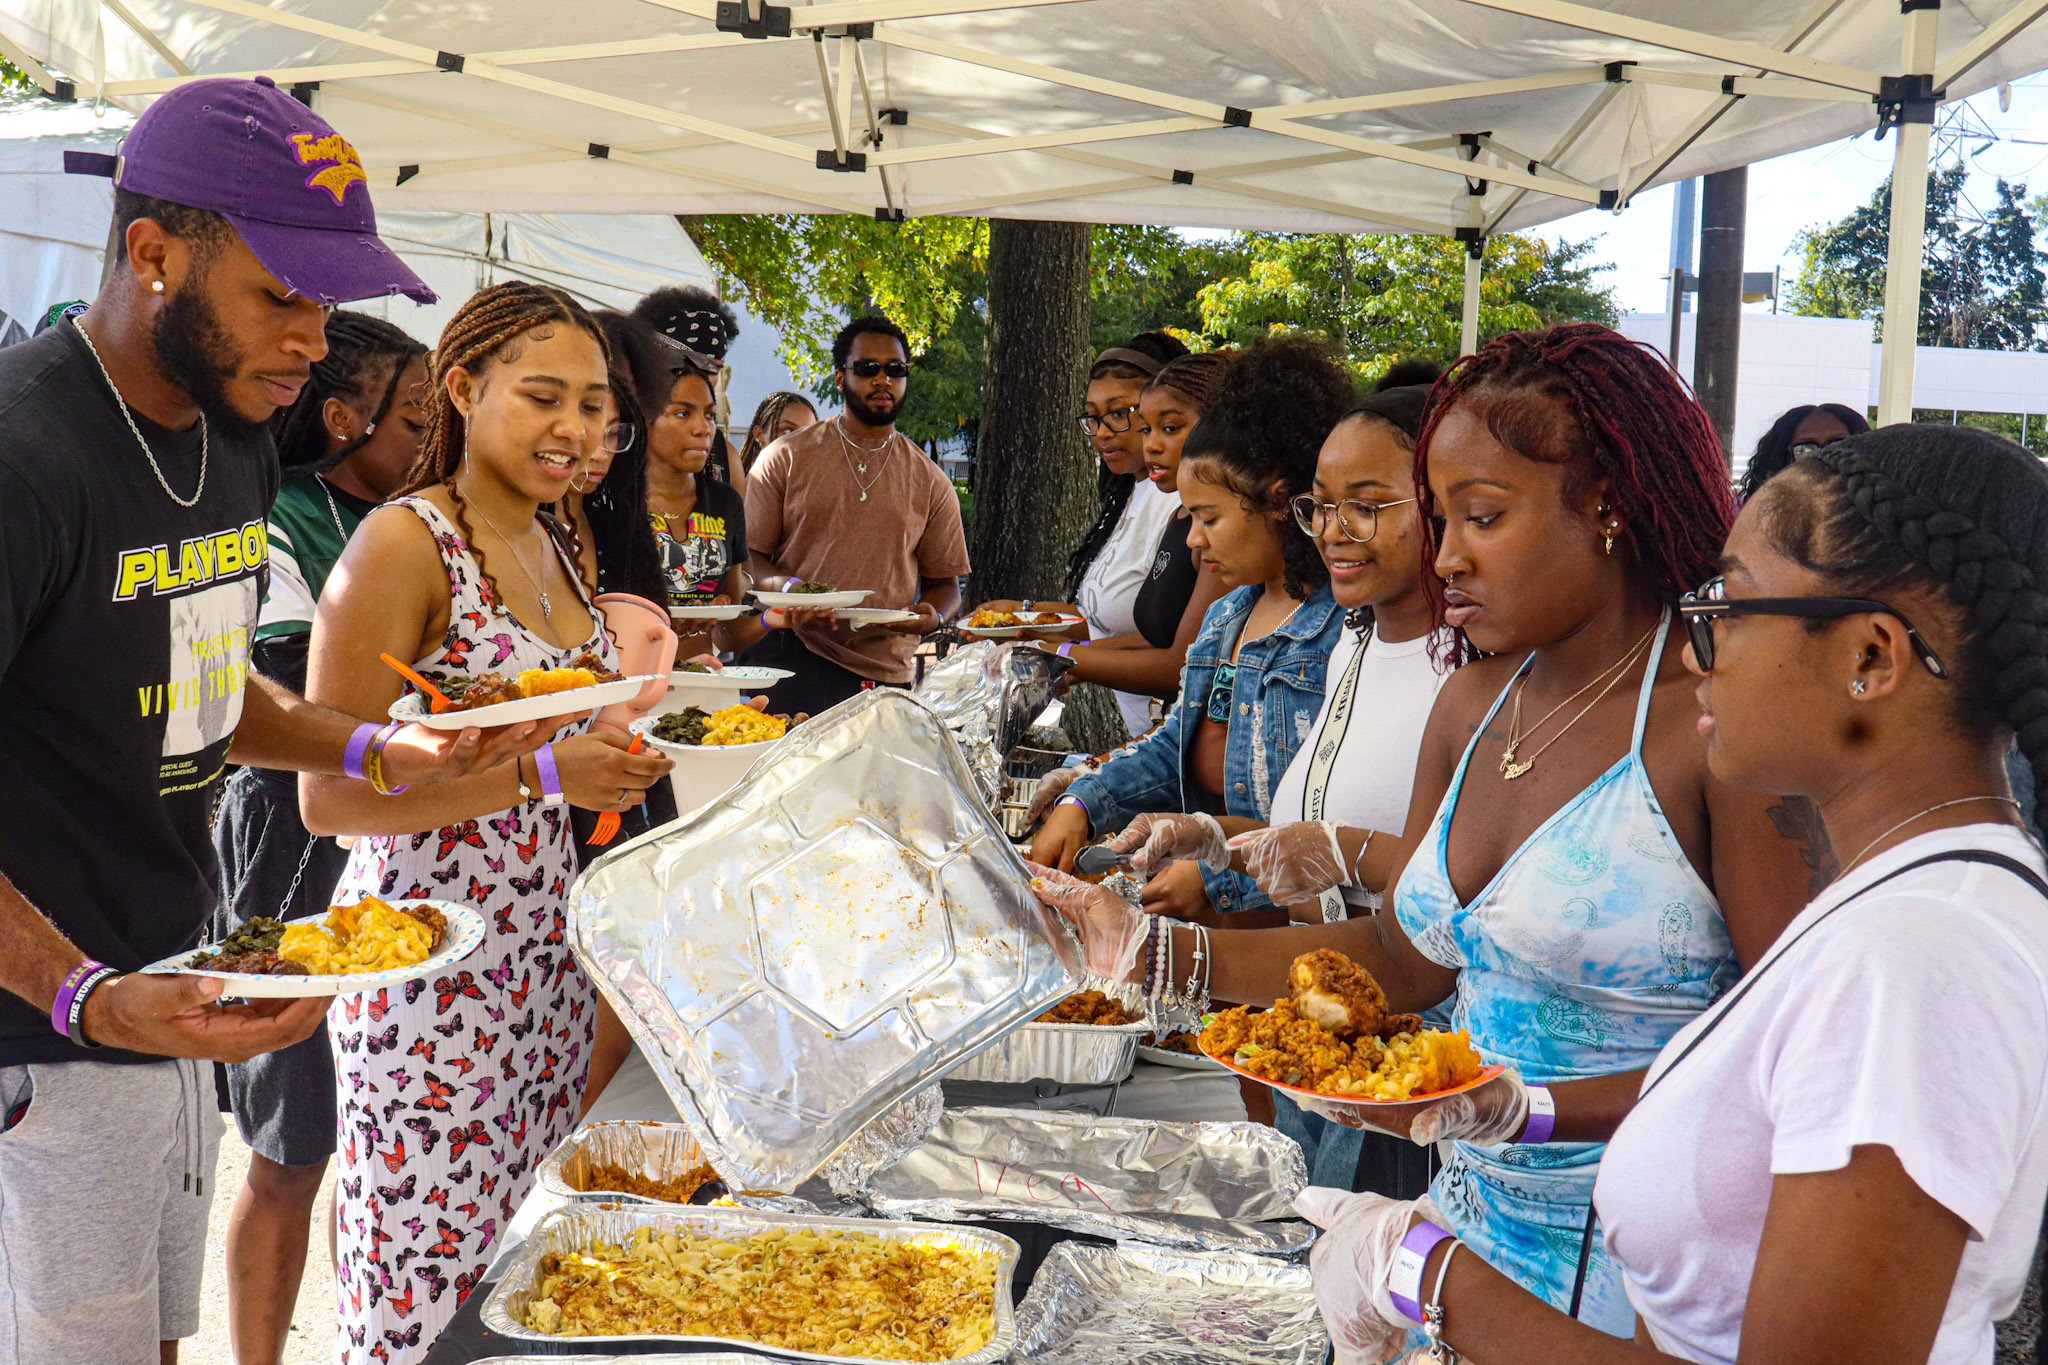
xmin=534 ymin=743 xmax=566 ymax=805
xmin=62 ymin=965 xmax=119 ymax=1048
xmin=1057 ymin=640 xmax=1088 ymax=658
xmin=342 ymin=722 xmax=380 ymax=781
xmin=50 ymin=959 xmax=104 ymax=1038
xmin=1521 ymin=1083 xmax=1556 ymax=1145
xmin=1388 ymin=1219 xmax=1457 ymax=1325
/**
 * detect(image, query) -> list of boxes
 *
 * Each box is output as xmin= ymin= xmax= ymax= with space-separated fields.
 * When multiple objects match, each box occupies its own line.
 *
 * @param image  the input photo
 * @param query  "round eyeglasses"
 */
xmin=601 ymin=421 xmax=636 ymax=454
xmin=1289 ymin=494 xmax=1417 ymax=543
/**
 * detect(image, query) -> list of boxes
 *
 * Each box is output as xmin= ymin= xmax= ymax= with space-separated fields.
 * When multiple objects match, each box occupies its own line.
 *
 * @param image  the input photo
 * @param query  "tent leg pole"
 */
xmin=1695 ymin=165 xmax=1747 ymax=465
xmin=1460 ymin=241 xmax=1483 ymax=356
xmin=1876 ymin=3 xmax=1941 ymax=427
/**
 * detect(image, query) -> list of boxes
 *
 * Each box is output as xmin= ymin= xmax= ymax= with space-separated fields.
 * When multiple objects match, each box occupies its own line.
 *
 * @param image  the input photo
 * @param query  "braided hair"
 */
xmin=1414 ymin=323 xmax=1734 ymax=658
xmin=1142 ymin=350 xmax=1233 ymax=411
xmin=271 ymin=311 xmax=425 ymax=480
xmin=401 ymin=282 xmax=612 ymax=609
xmin=740 ymin=390 xmax=817 ymax=474
xmin=1763 ymin=424 xmax=2048 ymax=780
xmin=1064 ymin=331 xmax=1193 ymax=599
xmin=1738 ymin=402 xmax=1871 ymax=502
xmin=1179 ymin=335 xmax=1353 ymax=601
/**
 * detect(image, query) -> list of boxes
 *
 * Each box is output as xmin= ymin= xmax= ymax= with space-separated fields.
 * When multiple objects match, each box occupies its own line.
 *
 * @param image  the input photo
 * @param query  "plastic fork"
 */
xmin=587 ymin=733 xmax=644 ymax=847
xmin=380 ymin=653 xmax=451 ymax=713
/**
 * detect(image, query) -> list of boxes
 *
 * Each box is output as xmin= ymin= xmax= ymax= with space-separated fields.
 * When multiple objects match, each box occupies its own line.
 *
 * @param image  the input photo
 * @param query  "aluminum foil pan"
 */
xmin=571 ymin=689 xmax=1084 ymax=1193
xmin=1011 ymin=1244 xmax=1328 ymax=1364
xmin=535 ymin=1121 xmax=859 ymax=1218
xmin=482 ymin=1202 xmax=1019 ymax=1363
xmin=862 ymin=1107 xmax=1312 ymax=1255
xmin=945 ymin=981 xmax=1147 ymax=1086
xmin=823 ymin=1083 xmax=943 ymax=1201
xmin=470 ymin=1357 xmax=792 ymax=1364
xmin=915 ymin=642 xmax=1073 ymax=801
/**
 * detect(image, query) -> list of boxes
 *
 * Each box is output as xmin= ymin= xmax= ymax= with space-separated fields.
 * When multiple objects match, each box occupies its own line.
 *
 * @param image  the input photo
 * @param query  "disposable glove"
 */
xmin=1227 ymin=820 xmax=1348 ymax=905
xmin=1295 ymin=1187 xmax=1450 ymax=1364
xmin=1105 ymin=811 xmax=1228 ymax=876
xmin=1027 ymin=862 xmax=1150 ymax=982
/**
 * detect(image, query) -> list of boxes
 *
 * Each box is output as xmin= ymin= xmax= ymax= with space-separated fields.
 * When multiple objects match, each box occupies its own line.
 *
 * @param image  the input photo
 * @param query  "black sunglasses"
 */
xmin=845 ymin=359 xmax=910 ymax=379
xmin=1677 ymin=575 xmax=1949 ymax=678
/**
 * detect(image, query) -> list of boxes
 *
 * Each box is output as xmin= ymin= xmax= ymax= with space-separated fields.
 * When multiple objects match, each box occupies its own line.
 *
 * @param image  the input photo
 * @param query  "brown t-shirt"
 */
xmin=745 ymin=419 xmax=971 ymax=684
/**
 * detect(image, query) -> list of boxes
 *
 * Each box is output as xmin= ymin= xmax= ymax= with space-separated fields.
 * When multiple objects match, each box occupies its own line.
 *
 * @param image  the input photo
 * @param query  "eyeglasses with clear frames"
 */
xmin=601 ymin=421 xmax=636 ymax=454
xmin=1077 ymin=406 xmax=1139 ymax=436
xmin=1289 ymin=494 xmax=1417 ymax=543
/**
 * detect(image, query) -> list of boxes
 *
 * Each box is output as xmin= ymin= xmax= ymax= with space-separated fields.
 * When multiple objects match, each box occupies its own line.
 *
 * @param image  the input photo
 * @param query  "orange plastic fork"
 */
xmin=380 ymin=653 xmax=451 ymax=713
xmin=587 ymin=733 xmax=645 ymax=847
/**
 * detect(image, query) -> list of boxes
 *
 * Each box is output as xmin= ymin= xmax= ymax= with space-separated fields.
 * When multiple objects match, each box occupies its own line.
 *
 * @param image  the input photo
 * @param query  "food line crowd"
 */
xmin=0 ymin=73 xmax=2044 ymax=1365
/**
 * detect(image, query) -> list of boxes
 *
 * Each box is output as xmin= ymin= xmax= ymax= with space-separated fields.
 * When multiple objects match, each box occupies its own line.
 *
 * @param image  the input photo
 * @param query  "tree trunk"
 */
xmin=972 ymin=219 xmax=1128 ymax=754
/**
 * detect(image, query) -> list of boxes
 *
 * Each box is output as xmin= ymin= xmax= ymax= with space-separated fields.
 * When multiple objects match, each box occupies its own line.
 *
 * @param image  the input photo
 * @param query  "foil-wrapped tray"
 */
xmin=915 ymin=642 xmax=1072 ymax=801
xmin=482 ymin=1202 xmax=1019 ymax=1363
xmin=863 ymin=1107 xmax=1313 ymax=1255
xmin=945 ymin=982 xmax=1147 ymax=1086
xmin=1011 ymin=1244 xmax=1328 ymax=1364
xmin=571 ymin=689 xmax=1084 ymax=1192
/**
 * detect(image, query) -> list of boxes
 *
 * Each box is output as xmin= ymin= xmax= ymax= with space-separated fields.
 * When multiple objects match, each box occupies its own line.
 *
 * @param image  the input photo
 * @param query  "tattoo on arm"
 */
xmin=1765 ymin=796 xmax=1839 ymax=896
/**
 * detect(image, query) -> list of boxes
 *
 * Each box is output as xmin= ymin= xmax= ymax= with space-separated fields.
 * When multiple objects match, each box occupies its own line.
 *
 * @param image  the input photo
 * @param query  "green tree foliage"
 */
xmin=1785 ymin=161 xmax=2048 ymax=350
xmin=1191 ymin=232 xmax=1616 ymax=382
xmin=0 ymin=54 xmax=35 ymax=93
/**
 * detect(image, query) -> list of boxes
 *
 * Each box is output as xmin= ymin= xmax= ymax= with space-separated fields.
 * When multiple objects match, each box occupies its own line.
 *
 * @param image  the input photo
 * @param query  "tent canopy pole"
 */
xmin=1876 ymin=2 xmax=1943 ymax=427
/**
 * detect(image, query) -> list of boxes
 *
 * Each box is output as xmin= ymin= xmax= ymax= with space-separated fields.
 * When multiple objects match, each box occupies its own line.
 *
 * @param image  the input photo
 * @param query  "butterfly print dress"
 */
xmin=327 ymin=497 xmax=609 ymax=1365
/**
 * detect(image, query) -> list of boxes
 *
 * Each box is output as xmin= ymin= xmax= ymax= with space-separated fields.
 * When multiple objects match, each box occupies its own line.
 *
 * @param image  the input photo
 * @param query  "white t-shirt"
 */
xmin=1075 ymin=480 xmax=1179 ymax=735
xmin=1596 ymin=823 xmax=2048 ymax=1365
xmin=1269 ymin=625 xmax=1449 ymax=911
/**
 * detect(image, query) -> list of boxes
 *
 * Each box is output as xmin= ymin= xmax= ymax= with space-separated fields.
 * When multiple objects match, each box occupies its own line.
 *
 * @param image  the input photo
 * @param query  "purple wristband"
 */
xmin=1521 ymin=1083 xmax=1556 ymax=1145
xmin=343 ymin=721 xmax=380 ymax=781
xmin=1388 ymin=1219 xmax=1457 ymax=1325
xmin=50 ymin=959 xmax=105 ymax=1038
xmin=534 ymin=743 xmax=564 ymax=802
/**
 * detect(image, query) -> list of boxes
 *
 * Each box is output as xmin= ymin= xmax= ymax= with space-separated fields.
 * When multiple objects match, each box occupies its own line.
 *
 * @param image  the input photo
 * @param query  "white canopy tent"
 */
xmin=5 ymin=0 xmax=2048 ymax=419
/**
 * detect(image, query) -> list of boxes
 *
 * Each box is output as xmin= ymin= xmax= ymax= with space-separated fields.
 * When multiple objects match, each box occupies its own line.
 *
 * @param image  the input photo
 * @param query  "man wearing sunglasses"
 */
xmin=742 ymin=314 xmax=969 ymax=714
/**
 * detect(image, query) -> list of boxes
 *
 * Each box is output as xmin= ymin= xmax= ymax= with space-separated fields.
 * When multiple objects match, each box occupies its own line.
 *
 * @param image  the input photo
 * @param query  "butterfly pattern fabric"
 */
xmin=328 ymin=497 xmax=608 ymax=1365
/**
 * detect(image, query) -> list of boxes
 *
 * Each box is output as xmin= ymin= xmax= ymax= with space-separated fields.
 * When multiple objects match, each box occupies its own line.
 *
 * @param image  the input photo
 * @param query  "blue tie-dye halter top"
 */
xmin=1392 ymin=610 xmax=1737 ymax=1336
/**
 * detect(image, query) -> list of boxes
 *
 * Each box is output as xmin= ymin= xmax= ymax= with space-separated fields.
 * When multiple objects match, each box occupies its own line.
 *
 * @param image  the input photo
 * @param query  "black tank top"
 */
xmin=1132 ymin=513 xmax=1199 ymax=649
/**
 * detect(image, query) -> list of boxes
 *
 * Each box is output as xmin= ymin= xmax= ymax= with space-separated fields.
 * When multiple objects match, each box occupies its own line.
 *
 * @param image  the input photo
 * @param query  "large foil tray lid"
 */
xmin=571 ymin=689 xmax=1083 ymax=1191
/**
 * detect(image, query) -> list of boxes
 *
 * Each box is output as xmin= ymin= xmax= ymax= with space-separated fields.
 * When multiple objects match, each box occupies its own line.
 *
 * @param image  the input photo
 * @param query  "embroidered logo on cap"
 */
xmin=289 ymin=131 xmax=367 ymax=205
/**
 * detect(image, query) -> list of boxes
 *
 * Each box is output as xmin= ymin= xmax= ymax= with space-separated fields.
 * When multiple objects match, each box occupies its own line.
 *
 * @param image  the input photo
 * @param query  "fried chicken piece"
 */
xmin=1289 ymin=948 xmax=1399 ymax=1041
xmin=402 ymin=903 xmax=449 ymax=952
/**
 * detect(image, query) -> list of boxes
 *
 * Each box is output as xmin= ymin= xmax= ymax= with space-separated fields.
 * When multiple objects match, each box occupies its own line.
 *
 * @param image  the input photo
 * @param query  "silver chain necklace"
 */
xmin=462 ymin=485 xmax=554 ymax=618
xmin=75 ymin=319 xmax=208 ymax=509
xmin=318 ymin=477 xmax=349 ymax=541
xmin=834 ymin=416 xmax=897 ymax=501
xmin=1840 ymin=794 xmax=2023 ymax=878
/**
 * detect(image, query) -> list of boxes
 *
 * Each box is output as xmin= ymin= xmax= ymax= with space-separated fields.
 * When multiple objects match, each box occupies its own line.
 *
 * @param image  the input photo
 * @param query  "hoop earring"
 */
xmin=568 ymin=472 xmax=589 ymax=494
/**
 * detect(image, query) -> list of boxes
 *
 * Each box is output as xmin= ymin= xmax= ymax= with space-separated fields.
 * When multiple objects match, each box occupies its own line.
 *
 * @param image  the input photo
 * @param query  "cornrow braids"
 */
xmin=270 ymin=311 xmax=425 ymax=480
xmin=740 ymin=390 xmax=816 ymax=474
xmin=1414 ymin=322 xmax=1734 ymax=660
xmin=1179 ymin=335 xmax=1352 ymax=601
xmin=402 ymin=281 xmax=611 ymax=614
xmin=1143 ymin=351 xmax=1233 ymax=411
xmin=1766 ymin=425 xmax=2048 ymax=781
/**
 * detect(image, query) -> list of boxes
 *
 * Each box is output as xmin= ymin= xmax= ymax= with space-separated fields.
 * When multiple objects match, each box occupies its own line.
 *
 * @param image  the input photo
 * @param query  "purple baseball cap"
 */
xmin=65 ymin=75 xmax=434 ymax=306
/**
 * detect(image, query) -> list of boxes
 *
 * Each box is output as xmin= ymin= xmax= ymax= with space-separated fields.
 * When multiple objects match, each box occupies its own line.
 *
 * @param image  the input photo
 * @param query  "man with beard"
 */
xmin=0 ymin=77 xmax=539 ymax=1365
xmin=741 ymin=315 xmax=968 ymax=714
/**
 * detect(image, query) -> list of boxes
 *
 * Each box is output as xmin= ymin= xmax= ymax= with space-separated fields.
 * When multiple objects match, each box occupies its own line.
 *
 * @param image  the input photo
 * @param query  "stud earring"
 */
xmin=150 ymin=280 xmax=165 ymax=294
xmin=365 ymin=422 xmax=376 ymax=436
xmin=1851 ymin=680 xmax=1868 ymax=695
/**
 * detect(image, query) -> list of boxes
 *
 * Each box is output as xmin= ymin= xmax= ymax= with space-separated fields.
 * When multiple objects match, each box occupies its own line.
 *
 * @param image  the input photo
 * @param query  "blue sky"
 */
xmin=1534 ymin=76 xmax=2048 ymax=315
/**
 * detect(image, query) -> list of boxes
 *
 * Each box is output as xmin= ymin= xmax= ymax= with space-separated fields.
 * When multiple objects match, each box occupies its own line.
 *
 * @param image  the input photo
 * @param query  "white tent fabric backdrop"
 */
xmin=3 ymin=0 xmax=2046 ymax=237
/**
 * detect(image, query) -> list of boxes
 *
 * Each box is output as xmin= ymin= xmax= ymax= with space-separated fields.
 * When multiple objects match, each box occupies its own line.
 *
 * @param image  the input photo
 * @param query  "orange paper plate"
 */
xmin=1202 ymin=1044 xmax=1507 ymax=1107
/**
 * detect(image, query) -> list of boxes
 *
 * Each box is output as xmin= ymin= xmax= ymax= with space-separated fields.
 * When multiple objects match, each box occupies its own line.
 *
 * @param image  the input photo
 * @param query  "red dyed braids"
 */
xmin=1413 ymin=322 xmax=1735 ymax=652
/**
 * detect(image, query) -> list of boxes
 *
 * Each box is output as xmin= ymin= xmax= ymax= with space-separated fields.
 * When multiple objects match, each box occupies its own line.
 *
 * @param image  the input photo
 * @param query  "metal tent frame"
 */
xmin=4 ymin=0 xmax=2046 ymax=407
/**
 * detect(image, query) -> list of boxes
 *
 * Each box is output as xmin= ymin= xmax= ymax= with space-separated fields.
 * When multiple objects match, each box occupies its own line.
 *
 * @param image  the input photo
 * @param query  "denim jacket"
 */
xmin=1065 ymin=584 xmax=1343 ymax=912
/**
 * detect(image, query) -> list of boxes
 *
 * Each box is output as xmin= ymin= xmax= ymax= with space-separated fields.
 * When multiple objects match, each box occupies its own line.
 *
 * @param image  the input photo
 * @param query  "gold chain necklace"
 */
xmin=835 ymin=416 xmax=897 ymax=500
xmin=1499 ymin=621 xmax=1659 ymax=780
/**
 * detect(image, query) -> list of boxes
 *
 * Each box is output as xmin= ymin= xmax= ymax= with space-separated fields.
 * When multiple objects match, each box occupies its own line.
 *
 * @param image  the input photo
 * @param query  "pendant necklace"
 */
xmin=1499 ymin=621 xmax=1659 ymax=780
xmin=466 ymin=490 xmax=554 ymax=618
xmin=835 ymin=416 xmax=896 ymax=500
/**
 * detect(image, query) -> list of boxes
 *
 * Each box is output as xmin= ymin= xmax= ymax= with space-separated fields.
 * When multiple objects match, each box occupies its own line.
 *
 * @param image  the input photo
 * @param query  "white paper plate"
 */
xmin=140 ymin=900 xmax=485 ymax=998
xmin=388 ymin=674 xmax=660 ymax=731
xmin=959 ymin=613 xmax=1085 ymax=640
xmin=631 ymin=715 xmax=785 ymax=763
xmin=751 ymin=589 xmax=871 ymax=609
xmin=668 ymin=603 xmax=755 ymax=621
xmin=665 ymin=665 xmax=791 ymax=696
xmin=834 ymin=607 xmax=919 ymax=626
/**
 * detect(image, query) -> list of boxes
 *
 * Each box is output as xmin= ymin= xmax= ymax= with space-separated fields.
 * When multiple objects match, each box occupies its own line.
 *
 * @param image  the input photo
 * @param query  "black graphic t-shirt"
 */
xmin=0 ymin=320 xmax=275 ymax=1064
xmin=650 ymin=475 xmax=747 ymax=611
xmin=1132 ymin=512 xmax=1200 ymax=649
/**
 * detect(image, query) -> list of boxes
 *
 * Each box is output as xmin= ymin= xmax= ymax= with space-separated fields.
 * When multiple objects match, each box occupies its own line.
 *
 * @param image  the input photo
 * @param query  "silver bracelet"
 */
xmin=1422 ymin=1238 xmax=1464 ymax=1363
xmin=1347 ymin=829 xmax=1375 ymax=889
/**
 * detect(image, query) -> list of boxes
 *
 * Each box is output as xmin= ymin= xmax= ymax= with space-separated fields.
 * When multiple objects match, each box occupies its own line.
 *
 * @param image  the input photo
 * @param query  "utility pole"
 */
xmin=1695 ymin=167 xmax=1748 ymax=465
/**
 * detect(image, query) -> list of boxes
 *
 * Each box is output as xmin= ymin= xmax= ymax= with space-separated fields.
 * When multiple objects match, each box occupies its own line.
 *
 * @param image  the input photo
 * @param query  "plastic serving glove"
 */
xmin=1408 ymin=1072 xmax=1532 ymax=1146
xmin=1295 ymin=1187 xmax=1449 ymax=1364
xmin=1027 ymin=862 xmax=1149 ymax=982
xmin=1024 ymin=765 xmax=1082 ymax=826
xmin=1105 ymin=811 xmax=1229 ymax=876
xmin=1227 ymin=820 xmax=1348 ymax=905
